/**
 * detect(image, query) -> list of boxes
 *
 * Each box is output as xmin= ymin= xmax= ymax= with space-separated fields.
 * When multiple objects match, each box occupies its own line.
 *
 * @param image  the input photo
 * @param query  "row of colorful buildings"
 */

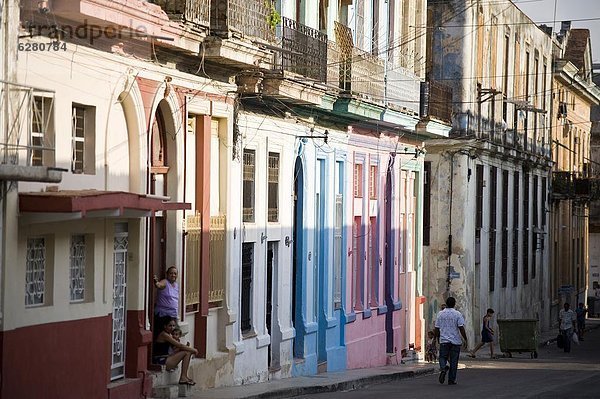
xmin=1 ymin=0 xmax=599 ymax=398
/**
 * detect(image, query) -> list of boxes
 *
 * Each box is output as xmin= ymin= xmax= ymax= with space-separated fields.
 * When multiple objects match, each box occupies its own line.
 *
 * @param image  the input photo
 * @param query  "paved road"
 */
xmin=298 ymin=325 xmax=600 ymax=398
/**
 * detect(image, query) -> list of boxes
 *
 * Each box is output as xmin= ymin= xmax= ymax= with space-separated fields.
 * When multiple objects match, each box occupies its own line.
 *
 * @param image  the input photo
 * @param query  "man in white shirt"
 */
xmin=559 ymin=302 xmax=576 ymax=353
xmin=434 ymin=297 xmax=468 ymax=385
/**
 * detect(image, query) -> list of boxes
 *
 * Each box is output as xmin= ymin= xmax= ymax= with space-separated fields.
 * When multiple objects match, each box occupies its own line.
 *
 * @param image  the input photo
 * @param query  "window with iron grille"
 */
xmin=354 ymin=163 xmax=363 ymax=198
xmin=501 ymin=170 xmax=509 ymax=288
xmin=523 ymin=173 xmax=529 ymax=285
xmin=241 ymin=243 xmax=253 ymax=334
xmin=243 ymin=150 xmax=256 ymax=222
xmin=26 ymin=237 xmax=46 ymax=306
xmin=513 ymin=171 xmax=520 ymax=287
xmin=70 ymin=235 xmax=86 ymax=302
xmin=369 ymin=165 xmax=378 ymax=199
xmin=71 ymin=104 xmax=95 ymax=174
xmin=489 ymin=167 xmax=497 ymax=292
xmin=268 ymin=152 xmax=280 ymax=222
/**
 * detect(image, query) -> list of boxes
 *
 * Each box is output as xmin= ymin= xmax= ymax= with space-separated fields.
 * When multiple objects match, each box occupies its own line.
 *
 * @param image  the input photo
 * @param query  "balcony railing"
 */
xmin=150 ymin=0 xmax=210 ymax=26
xmin=347 ymin=48 xmax=385 ymax=102
xmin=386 ymin=66 xmax=421 ymax=115
xmin=278 ymin=17 xmax=327 ymax=82
xmin=552 ymin=171 xmax=575 ymax=199
xmin=211 ymin=0 xmax=274 ymax=42
xmin=420 ymin=80 xmax=453 ymax=123
xmin=574 ymin=177 xmax=600 ymax=201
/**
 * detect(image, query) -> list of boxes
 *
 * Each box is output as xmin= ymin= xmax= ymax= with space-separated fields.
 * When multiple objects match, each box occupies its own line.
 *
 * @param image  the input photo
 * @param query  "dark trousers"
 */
xmin=439 ymin=342 xmax=461 ymax=383
xmin=561 ymin=328 xmax=573 ymax=353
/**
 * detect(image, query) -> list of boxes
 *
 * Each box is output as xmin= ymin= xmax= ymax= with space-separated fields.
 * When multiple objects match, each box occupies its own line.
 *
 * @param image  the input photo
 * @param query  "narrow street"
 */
xmin=298 ymin=321 xmax=600 ymax=399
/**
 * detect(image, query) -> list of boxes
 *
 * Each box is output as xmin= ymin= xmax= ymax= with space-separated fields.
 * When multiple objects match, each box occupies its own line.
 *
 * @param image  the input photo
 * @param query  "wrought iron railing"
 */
xmin=552 ymin=171 xmax=575 ymax=198
xmin=150 ymin=0 xmax=210 ymax=26
xmin=278 ymin=17 xmax=327 ymax=82
xmin=211 ymin=0 xmax=274 ymax=42
xmin=420 ymin=80 xmax=453 ymax=123
xmin=327 ymin=41 xmax=341 ymax=89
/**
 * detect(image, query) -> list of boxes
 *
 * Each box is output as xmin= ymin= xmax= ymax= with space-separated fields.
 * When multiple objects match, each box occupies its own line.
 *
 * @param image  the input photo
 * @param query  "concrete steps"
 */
xmin=150 ymin=365 xmax=194 ymax=398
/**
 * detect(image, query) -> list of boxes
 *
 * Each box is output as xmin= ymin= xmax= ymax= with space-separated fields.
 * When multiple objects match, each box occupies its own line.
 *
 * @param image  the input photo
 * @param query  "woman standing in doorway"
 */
xmin=154 ymin=266 xmax=180 ymax=335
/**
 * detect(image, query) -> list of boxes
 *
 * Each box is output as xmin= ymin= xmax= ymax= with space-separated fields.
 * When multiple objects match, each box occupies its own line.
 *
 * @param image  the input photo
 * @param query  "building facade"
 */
xmin=549 ymin=26 xmax=600 ymax=322
xmin=423 ymin=0 xmax=554 ymax=338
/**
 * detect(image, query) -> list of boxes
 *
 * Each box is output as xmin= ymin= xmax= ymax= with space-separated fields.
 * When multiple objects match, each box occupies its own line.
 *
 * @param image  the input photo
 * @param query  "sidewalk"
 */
xmin=188 ymin=363 xmax=435 ymax=399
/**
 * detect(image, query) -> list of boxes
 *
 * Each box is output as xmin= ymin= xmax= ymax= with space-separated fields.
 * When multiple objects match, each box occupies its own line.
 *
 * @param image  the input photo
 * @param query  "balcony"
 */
xmin=346 ymin=48 xmax=385 ymax=103
xmin=210 ymin=0 xmax=274 ymax=42
xmin=277 ymin=17 xmax=327 ymax=82
xmin=574 ymin=177 xmax=600 ymax=201
xmin=0 ymin=82 xmax=62 ymax=183
xmin=552 ymin=171 xmax=575 ymax=198
xmin=386 ymin=66 xmax=421 ymax=115
xmin=150 ymin=0 xmax=210 ymax=27
xmin=420 ymin=80 xmax=453 ymax=123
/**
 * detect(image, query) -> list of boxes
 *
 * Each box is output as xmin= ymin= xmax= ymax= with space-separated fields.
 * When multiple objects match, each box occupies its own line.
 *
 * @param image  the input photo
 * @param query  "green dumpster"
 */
xmin=497 ymin=319 xmax=539 ymax=359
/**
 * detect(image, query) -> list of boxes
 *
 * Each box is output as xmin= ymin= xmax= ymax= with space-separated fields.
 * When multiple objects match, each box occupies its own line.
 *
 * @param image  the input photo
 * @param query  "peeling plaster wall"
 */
xmin=424 ymin=147 xmax=551 ymax=342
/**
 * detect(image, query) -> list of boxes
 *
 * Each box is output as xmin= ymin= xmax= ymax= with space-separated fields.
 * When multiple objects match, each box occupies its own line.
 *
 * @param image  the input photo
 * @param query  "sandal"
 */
xmin=467 ymin=353 xmax=476 ymax=358
xmin=179 ymin=379 xmax=196 ymax=386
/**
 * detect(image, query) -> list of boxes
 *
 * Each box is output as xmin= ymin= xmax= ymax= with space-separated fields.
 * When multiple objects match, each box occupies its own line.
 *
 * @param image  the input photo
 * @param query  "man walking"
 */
xmin=559 ymin=302 xmax=576 ymax=353
xmin=435 ymin=297 xmax=468 ymax=385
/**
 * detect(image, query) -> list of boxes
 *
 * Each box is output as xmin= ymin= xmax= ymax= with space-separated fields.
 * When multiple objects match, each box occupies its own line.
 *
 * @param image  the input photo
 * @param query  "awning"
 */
xmin=19 ymin=190 xmax=191 ymax=222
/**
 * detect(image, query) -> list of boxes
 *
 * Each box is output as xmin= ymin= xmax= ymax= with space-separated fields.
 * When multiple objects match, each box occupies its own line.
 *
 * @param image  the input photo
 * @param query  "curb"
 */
xmin=242 ymin=367 xmax=436 ymax=399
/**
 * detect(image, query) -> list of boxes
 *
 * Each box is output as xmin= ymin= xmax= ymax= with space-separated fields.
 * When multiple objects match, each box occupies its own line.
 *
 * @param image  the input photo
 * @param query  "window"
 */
xmin=268 ymin=152 xmax=280 ymax=222
xmin=352 ymin=216 xmax=362 ymax=310
xmin=26 ymin=237 xmax=46 ymax=306
xmin=31 ymin=96 xmax=54 ymax=167
xmin=523 ymin=173 xmax=529 ymax=285
xmin=333 ymin=162 xmax=344 ymax=309
xmin=71 ymin=104 xmax=95 ymax=174
xmin=489 ymin=167 xmax=497 ymax=292
xmin=70 ymin=235 xmax=86 ymax=302
xmin=241 ymin=243 xmax=254 ymax=334
xmin=532 ymin=175 xmax=538 ymax=279
xmin=475 ymin=165 xmax=484 ymax=266
xmin=354 ymin=163 xmax=363 ymax=198
xmin=369 ymin=217 xmax=377 ymax=307
xmin=513 ymin=171 xmax=520 ymax=287
xmin=423 ymin=162 xmax=431 ymax=246
xmin=501 ymin=170 xmax=509 ymax=288
xmin=243 ymin=149 xmax=256 ymax=222
xmin=369 ymin=164 xmax=378 ymax=199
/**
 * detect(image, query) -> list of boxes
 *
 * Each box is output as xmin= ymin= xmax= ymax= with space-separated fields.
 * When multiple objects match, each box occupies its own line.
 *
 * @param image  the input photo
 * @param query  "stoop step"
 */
xmin=152 ymin=385 xmax=179 ymax=399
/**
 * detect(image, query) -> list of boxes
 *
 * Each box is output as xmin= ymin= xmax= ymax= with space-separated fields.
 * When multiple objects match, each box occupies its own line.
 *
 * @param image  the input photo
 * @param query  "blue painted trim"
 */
xmin=346 ymin=312 xmax=357 ymax=323
xmin=362 ymin=308 xmax=372 ymax=319
xmin=305 ymin=322 xmax=318 ymax=334
xmin=393 ymin=300 xmax=403 ymax=311
xmin=326 ymin=317 xmax=338 ymax=329
xmin=377 ymin=305 xmax=388 ymax=315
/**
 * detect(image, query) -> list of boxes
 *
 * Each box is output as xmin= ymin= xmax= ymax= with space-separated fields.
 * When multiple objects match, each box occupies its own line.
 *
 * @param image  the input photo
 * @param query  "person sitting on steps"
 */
xmin=153 ymin=317 xmax=199 ymax=385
